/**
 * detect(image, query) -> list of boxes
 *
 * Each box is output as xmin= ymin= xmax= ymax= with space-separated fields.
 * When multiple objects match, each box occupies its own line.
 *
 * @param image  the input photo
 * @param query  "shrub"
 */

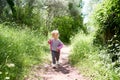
xmin=92 ymin=0 xmax=120 ymax=45
xmin=69 ymin=33 xmax=120 ymax=80
xmin=107 ymin=35 xmax=120 ymax=62
xmin=53 ymin=16 xmax=85 ymax=43
xmin=52 ymin=16 xmax=74 ymax=43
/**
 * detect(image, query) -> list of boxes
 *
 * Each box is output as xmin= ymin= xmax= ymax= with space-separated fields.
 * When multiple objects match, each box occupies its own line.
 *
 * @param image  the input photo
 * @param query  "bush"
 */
xmin=0 ymin=24 xmax=48 ymax=80
xmin=107 ymin=35 xmax=120 ymax=62
xmin=53 ymin=16 xmax=85 ymax=43
xmin=92 ymin=0 xmax=120 ymax=45
xmin=52 ymin=16 xmax=74 ymax=43
xmin=69 ymin=33 xmax=120 ymax=80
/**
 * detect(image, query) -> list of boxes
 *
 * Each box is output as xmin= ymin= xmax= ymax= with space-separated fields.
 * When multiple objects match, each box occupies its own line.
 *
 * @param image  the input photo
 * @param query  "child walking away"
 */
xmin=48 ymin=30 xmax=63 ymax=68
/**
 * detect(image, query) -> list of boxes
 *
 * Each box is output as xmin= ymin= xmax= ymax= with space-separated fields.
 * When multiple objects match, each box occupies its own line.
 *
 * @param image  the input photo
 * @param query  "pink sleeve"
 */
xmin=48 ymin=39 xmax=52 ymax=44
xmin=48 ymin=39 xmax=52 ymax=51
xmin=57 ymin=41 xmax=63 ymax=50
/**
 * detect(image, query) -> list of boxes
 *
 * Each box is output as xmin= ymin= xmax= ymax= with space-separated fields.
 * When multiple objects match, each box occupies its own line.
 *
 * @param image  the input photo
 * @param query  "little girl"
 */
xmin=48 ymin=30 xmax=63 ymax=68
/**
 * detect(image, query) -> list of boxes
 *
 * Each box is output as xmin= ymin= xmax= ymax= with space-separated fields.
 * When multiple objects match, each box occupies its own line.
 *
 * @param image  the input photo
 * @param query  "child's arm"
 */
xmin=48 ymin=39 xmax=52 ymax=44
xmin=57 ymin=40 xmax=64 ymax=50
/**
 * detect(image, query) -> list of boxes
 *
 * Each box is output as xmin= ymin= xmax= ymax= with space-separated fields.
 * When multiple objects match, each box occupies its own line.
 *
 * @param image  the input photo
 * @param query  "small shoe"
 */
xmin=52 ymin=64 xmax=56 ymax=69
xmin=55 ymin=64 xmax=58 ymax=68
xmin=56 ymin=61 xmax=60 ymax=65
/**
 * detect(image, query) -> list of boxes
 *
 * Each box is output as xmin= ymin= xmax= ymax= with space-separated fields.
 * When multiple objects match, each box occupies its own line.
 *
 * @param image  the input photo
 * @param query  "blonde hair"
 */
xmin=51 ymin=30 xmax=59 ymax=34
xmin=51 ymin=30 xmax=59 ymax=38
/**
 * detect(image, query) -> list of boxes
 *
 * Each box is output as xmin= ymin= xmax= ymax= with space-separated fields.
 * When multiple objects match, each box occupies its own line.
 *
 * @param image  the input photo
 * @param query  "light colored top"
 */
xmin=48 ymin=38 xmax=63 ymax=52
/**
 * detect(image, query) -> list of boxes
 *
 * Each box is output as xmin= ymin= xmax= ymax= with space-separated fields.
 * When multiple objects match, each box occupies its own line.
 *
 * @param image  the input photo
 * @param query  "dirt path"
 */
xmin=24 ymin=46 xmax=90 ymax=80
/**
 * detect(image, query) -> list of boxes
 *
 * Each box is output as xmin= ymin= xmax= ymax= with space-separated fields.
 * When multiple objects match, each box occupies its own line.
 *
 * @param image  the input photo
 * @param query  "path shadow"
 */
xmin=54 ymin=62 xmax=70 ymax=74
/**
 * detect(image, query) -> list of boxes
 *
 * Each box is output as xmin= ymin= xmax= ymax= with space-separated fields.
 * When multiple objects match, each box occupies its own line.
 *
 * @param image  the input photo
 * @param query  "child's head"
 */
xmin=51 ymin=30 xmax=59 ymax=39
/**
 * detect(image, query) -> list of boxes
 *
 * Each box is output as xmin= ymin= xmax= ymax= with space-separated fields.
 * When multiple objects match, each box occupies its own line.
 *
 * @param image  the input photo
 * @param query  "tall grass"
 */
xmin=69 ymin=33 xmax=120 ymax=80
xmin=69 ymin=33 xmax=94 ymax=65
xmin=0 ymin=24 xmax=48 ymax=80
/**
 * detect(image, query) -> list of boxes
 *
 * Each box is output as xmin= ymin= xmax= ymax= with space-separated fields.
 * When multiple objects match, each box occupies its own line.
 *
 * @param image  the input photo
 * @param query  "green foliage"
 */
xmin=53 ymin=16 xmax=74 ymax=43
xmin=107 ymin=35 xmax=120 ymax=62
xmin=93 ymin=0 xmax=120 ymax=44
xmin=69 ymin=0 xmax=120 ymax=79
xmin=0 ymin=0 xmax=44 ymax=30
xmin=69 ymin=33 xmax=120 ymax=80
xmin=0 ymin=23 xmax=48 ymax=80
xmin=98 ymin=48 xmax=120 ymax=80
xmin=53 ymin=16 xmax=85 ymax=43
xmin=69 ymin=33 xmax=94 ymax=65
xmin=0 ymin=0 xmax=84 ymax=37
xmin=92 ymin=0 xmax=120 ymax=74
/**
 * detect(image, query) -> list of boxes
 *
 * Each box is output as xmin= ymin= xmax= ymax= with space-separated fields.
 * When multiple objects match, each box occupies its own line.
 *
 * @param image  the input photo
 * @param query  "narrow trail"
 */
xmin=24 ymin=46 xmax=90 ymax=80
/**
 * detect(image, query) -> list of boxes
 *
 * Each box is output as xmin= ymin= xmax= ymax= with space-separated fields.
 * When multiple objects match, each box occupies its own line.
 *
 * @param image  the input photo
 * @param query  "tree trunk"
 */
xmin=6 ymin=0 xmax=16 ymax=19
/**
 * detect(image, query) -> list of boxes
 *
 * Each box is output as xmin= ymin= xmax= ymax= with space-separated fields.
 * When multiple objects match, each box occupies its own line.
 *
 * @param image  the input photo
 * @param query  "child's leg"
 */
xmin=51 ymin=51 xmax=56 ymax=64
xmin=56 ymin=52 xmax=60 ymax=62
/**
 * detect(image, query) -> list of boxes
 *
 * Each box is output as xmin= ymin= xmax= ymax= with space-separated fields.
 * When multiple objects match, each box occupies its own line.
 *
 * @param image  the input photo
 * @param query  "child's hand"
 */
xmin=48 ymin=39 xmax=51 ymax=44
xmin=56 ymin=48 xmax=59 ymax=52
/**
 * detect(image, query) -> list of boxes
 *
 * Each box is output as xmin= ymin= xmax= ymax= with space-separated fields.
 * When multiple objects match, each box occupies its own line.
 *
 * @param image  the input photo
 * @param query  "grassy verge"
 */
xmin=0 ymin=23 xmax=49 ymax=80
xmin=69 ymin=33 xmax=120 ymax=80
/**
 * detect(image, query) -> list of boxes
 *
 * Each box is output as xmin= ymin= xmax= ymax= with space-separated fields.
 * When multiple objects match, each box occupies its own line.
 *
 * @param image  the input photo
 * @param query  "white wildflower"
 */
xmin=5 ymin=77 xmax=10 ymax=80
xmin=0 ymin=71 xmax=2 ymax=74
xmin=7 ymin=63 xmax=15 ymax=67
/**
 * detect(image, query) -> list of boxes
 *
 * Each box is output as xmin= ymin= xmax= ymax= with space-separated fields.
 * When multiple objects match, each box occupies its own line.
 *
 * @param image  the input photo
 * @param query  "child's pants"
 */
xmin=51 ymin=50 xmax=60 ymax=64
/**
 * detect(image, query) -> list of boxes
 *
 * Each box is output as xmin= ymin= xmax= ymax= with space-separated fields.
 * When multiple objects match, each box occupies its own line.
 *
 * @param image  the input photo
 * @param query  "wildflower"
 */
xmin=6 ymin=63 xmax=15 ymax=68
xmin=5 ymin=77 xmax=10 ymax=80
xmin=0 ymin=71 xmax=2 ymax=74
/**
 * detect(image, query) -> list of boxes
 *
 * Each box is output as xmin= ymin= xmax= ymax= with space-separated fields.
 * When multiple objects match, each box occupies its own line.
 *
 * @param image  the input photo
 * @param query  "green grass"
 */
xmin=69 ymin=33 xmax=94 ymax=65
xmin=69 ymin=33 xmax=120 ymax=80
xmin=0 ymin=24 xmax=49 ymax=80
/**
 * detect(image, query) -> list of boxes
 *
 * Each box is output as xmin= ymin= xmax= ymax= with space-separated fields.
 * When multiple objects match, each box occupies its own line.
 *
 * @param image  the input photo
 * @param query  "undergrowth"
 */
xmin=69 ymin=33 xmax=120 ymax=80
xmin=0 ymin=23 xmax=48 ymax=80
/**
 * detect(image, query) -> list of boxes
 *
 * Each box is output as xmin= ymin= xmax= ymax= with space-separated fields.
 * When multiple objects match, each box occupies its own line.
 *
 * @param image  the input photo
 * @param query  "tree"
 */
xmin=42 ymin=0 xmax=69 ymax=35
xmin=6 ymin=0 xmax=16 ymax=18
xmin=51 ymin=0 xmax=85 ymax=42
xmin=93 ymin=0 xmax=120 ymax=62
xmin=93 ymin=0 xmax=120 ymax=44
